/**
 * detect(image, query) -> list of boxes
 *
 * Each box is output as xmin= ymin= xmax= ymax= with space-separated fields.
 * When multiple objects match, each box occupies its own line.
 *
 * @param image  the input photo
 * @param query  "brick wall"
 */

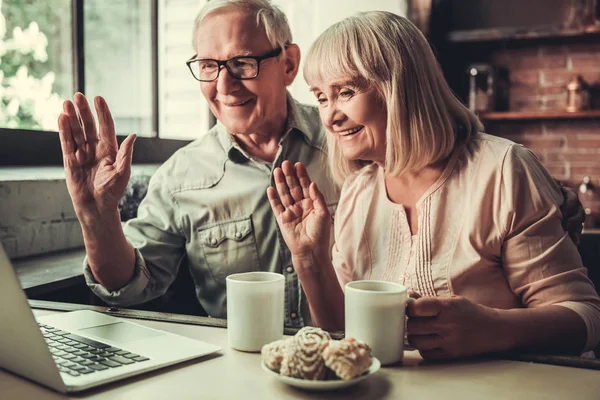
xmin=483 ymin=41 xmax=600 ymax=226
xmin=490 ymin=42 xmax=600 ymax=111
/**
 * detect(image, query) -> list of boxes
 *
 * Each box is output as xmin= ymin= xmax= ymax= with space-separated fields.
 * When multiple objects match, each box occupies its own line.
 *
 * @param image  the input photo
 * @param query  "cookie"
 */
xmin=280 ymin=327 xmax=331 ymax=380
xmin=322 ymin=337 xmax=372 ymax=380
xmin=261 ymin=338 xmax=290 ymax=372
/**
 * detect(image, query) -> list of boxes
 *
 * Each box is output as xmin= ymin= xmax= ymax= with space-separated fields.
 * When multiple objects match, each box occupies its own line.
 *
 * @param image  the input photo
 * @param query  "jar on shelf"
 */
xmin=466 ymin=64 xmax=509 ymax=113
xmin=566 ymin=75 xmax=590 ymax=112
xmin=579 ymin=176 xmax=598 ymax=229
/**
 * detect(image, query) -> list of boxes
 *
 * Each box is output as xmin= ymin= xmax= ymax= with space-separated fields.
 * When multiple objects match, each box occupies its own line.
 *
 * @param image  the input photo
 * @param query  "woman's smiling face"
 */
xmin=310 ymin=77 xmax=388 ymax=164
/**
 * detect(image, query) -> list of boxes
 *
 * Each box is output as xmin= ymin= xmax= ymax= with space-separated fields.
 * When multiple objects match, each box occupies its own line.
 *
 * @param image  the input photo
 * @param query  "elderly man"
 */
xmin=58 ymin=0 xmax=337 ymax=328
xmin=58 ymin=0 xmax=583 ymax=328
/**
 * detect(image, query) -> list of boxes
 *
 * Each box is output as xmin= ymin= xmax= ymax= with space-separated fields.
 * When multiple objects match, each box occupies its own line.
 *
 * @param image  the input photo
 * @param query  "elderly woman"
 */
xmin=267 ymin=11 xmax=600 ymax=360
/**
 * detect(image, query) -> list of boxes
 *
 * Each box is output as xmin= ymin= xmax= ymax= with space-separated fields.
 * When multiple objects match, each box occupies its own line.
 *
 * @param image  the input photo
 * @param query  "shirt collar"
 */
xmin=215 ymin=92 xmax=315 ymax=163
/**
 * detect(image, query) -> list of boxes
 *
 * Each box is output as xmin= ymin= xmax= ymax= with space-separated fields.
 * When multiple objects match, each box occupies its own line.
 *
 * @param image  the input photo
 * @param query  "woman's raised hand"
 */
xmin=267 ymin=161 xmax=331 ymax=259
xmin=58 ymin=93 xmax=136 ymax=222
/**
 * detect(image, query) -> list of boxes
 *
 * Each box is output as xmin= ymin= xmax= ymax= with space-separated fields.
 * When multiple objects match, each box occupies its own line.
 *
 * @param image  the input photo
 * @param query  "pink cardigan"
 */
xmin=332 ymin=133 xmax=600 ymax=352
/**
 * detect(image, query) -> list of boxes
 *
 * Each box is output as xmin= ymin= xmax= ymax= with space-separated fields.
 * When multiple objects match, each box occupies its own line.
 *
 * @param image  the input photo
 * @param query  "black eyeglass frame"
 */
xmin=186 ymin=47 xmax=283 ymax=82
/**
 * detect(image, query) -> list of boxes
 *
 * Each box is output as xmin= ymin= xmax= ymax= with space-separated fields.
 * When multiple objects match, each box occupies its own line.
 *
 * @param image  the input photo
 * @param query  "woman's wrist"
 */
xmin=490 ymin=306 xmax=587 ymax=355
xmin=488 ymin=308 xmax=521 ymax=353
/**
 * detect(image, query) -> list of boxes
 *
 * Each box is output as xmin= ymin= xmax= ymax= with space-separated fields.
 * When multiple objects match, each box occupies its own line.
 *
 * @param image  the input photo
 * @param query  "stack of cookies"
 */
xmin=261 ymin=327 xmax=372 ymax=381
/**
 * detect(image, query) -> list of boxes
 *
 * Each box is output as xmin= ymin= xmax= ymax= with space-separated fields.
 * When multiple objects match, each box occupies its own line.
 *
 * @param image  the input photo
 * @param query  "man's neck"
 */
xmin=231 ymin=110 xmax=289 ymax=164
xmin=233 ymin=132 xmax=283 ymax=163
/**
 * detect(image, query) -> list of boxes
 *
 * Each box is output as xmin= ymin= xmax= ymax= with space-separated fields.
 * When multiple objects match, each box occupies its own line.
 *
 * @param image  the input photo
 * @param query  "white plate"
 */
xmin=261 ymin=357 xmax=381 ymax=391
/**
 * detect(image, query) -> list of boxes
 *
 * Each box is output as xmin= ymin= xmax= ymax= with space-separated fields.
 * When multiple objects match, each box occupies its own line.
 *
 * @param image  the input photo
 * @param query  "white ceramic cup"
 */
xmin=345 ymin=280 xmax=408 ymax=365
xmin=226 ymin=271 xmax=285 ymax=352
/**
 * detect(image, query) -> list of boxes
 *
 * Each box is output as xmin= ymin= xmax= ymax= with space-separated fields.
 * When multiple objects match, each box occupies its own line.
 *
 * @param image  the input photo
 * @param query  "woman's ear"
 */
xmin=282 ymin=43 xmax=301 ymax=86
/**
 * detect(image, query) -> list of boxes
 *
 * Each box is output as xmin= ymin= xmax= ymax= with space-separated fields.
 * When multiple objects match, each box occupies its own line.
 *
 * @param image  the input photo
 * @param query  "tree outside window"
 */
xmin=0 ymin=0 xmax=71 ymax=131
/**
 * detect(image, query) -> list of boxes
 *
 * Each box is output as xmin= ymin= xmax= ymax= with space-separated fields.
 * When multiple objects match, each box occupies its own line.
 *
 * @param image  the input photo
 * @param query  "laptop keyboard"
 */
xmin=38 ymin=323 xmax=150 ymax=378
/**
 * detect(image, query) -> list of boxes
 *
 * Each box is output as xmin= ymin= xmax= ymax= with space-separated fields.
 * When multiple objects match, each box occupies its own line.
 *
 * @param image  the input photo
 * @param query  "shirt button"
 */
xmin=291 ymin=313 xmax=298 ymax=319
xmin=235 ymin=232 xmax=242 ymax=239
xmin=210 ymin=238 xmax=217 ymax=245
xmin=286 ymin=266 xmax=293 ymax=273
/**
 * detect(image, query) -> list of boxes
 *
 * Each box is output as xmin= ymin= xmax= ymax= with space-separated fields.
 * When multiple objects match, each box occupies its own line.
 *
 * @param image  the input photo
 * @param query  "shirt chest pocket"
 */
xmin=198 ymin=217 xmax=261 ymax=283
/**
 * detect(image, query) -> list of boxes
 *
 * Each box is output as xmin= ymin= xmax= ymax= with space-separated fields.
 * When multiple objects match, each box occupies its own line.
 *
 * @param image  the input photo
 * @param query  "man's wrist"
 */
xmin=78 ymin=209 xmax=124 ymax=242
xmin=77 ymin=207 xmax=120 ymax=228
xmin=291 ymin=252 xmax=329 ymax=270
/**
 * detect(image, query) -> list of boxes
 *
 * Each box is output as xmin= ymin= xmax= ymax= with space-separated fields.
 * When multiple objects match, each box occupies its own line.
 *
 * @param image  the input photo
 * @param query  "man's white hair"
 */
xmin=192 ymin=0 xmax=292 ymax=53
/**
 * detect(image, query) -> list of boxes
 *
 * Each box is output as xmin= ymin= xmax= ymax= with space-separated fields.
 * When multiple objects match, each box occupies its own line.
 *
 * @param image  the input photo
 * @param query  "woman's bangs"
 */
xmin=304 ymin=28 xmax=360 ymax=86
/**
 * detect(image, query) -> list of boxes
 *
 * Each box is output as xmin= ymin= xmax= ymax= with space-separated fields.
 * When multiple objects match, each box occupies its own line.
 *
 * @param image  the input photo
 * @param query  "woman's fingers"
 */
xmin=419 ymin=348 xmax=448 ymax=360
xmin=295 ymin=162 xmax=312 ymax=199
xmin=406 ymin=316 xmax=439 ymax=336
xmin=406 ymin=297 xmax=443 ymax=318
xmin=267 ymin=187 xmax=285 ymax=216
xmin=407 ymin=334 xmax=442 ymax=351
xmin=273 ymin=167 xmax=294 ymax=208
xmin=282 ymin=160 xmax=303 ymax=203
xmin=309 ymin=182 xmax=328 ymax=216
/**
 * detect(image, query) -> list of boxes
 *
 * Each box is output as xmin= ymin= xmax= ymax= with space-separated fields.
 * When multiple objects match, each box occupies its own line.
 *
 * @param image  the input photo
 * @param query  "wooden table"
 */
xmin=1 ymin=309 xmax=599 ymax=400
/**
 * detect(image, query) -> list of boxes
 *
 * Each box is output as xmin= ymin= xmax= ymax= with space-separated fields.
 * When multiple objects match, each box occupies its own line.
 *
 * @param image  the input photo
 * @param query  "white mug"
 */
xmin=345 ymin=280 xmax=408 ymax=365
xmin=226 ymin=272 xmax=285 ymax=352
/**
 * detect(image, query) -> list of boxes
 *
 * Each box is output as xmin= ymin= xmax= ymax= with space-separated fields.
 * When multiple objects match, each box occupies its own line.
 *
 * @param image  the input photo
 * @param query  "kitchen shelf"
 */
xmin=479 ymin=110 xmax=600 ymax=121
xmin=448 ymin=24 xmax=600 ymax=43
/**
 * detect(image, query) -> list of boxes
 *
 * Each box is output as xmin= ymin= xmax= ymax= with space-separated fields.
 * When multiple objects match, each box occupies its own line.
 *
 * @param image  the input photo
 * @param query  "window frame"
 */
xmin=0 ymin=0 xmax=192 ymax=167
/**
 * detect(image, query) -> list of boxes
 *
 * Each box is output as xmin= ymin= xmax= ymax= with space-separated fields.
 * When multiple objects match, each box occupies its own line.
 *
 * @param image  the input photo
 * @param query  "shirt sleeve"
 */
xmin=83 ymin=248 xmax=152 ymax=306
xmin=332 ymin=241 xmax=353 ymax=290
xmin=83 ymin=166 xmax=186 ymax=307
xmin=500 ymin=144 xmax=600 ymax=352
xmin=330 ymin=171 xmax=368 ymax=290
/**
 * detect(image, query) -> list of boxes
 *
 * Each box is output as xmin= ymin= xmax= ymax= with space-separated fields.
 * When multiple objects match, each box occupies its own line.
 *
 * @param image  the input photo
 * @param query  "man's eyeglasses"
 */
xmin=186 ymin=47 xmax=282 ymax=82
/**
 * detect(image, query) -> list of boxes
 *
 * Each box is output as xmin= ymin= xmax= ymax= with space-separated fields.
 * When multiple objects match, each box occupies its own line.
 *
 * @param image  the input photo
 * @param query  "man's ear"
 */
xmin=282 ymin=43 xmax=300 ymax=86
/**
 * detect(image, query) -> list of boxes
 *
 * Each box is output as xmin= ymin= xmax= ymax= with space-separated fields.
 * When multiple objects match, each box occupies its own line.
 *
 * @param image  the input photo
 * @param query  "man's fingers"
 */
xmin=406 ymin=297 xmax=442 ymax=318
xmin=63 ymin=100 xmax=86 ymax=151
xmin=94 ymin=96 xmax=118 ymax=150
xmin=57 ymin=114 xmax=75 ymax=156
xmin=116 ymin=134 xmax=136 ymax=176
xmin=74 ymin=92 xmax=98 ymax=144
xmin=273 ymin=168 xmax=294 ymax=208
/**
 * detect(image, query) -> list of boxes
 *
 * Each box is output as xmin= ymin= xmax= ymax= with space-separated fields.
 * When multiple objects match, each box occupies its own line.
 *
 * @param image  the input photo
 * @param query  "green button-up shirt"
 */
xmin=84 ymin=96 xmax=340 ymax=328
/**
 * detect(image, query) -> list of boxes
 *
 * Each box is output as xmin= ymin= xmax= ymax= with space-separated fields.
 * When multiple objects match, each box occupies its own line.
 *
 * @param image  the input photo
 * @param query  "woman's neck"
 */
xmin=385 ymin=164 xmax=443 ymax=202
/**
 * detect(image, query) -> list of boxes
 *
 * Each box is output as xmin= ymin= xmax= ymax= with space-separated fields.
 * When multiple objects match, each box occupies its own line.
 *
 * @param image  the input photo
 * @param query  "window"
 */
xmin=1 ymin=0 xmax=190 ymax=166
xmin=0 ymin=0 xmax=408 ymax=165
xmin=0 ymin=0 xmax=72 ymax=131
xmin=85 ymin=0 xmax=154 ymax=137
xmin=271 ymin=0 xmax=408 ymax=105
xmin=157 ymin=0 xmax=209 ymax=140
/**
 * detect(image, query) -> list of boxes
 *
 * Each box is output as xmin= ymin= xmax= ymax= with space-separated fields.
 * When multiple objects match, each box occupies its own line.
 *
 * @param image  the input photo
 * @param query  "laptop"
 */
xmin=0 ymin=244 xmax=221 ymax=393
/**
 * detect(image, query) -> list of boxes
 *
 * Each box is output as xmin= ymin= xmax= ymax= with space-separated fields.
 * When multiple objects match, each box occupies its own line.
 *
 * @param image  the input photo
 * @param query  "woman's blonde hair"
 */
xmin=304 ymin=11 xmax=483 ymax=185
xmin=192 ymin=0 xmax=292 ymax=53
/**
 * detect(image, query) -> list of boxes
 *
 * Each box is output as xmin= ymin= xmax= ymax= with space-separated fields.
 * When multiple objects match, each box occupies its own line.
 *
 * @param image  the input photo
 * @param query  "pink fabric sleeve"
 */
xmin=500 ymin=144 xmax=600 ymax=352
